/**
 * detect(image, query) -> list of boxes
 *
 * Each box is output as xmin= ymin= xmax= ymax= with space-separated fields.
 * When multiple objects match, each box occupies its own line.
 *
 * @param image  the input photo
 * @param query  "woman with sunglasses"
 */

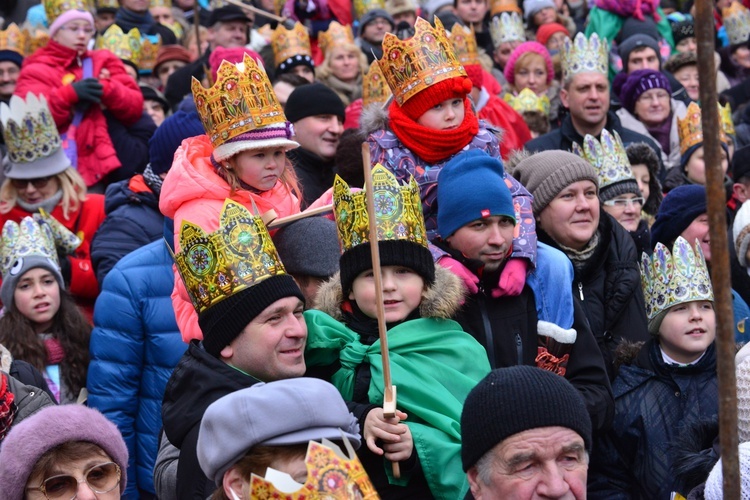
xmin=0 ymin=404 xmax=128 ymax=500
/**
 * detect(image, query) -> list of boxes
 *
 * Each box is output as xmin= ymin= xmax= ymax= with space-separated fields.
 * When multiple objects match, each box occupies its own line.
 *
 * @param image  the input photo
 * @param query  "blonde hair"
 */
xmin=0 ymin=168 xmax=87 ymax=220
xmin=315 ymin=43 xmax=368 ymax=80
xmin=223 ymin=155 xmax=303 ymax=209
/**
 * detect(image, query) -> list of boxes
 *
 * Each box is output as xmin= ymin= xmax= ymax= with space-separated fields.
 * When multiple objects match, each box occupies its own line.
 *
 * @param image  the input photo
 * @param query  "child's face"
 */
xmin=658 ymin=300 xmax=715 ymax=364
xmin=684 ymin=146 xmax=728 ymax=186
xmin=227 ymin=146 xmax=287 ymax=192
xmin=416 ymin=98 xmax=465 ymax=131
xmin=14 ymin=268 xmax=61 ymax=333
xmin=349 ymin=266 xmax=425 ymax=323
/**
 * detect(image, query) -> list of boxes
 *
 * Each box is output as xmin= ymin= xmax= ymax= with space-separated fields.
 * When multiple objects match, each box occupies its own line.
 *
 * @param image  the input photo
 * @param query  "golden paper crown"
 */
xmin=22 ymin=28 xmax=50 ymax=56
xmin=678 ymin=102 xmax=729 ymax=155
xmin=572 ymin=129 xmax=636 ymax=192
xmin=504 ymin=87 xmax=550 ymax=115
xmin=95 ymin=0 xmax=119 ymax=9
xmin=723 ymin=2 xmax=750 ymax=46
xmin=1 ymin=217 xmax=59 ymax=278
xmin=33 ymin=208 xmax=82 ymax=255
xmin=449 ymin=24 xmax=481 ymax=68
xmin=43 ymin=0 xmax=93 ymax=27
xmin=490 ymin=12 xmax=525 ymax=48
xmin=333 ymin=164 xmax=428 ymax=252
xmin=249 ymin=440 xmax=378 ymax=499
xmin=0 ymin=93 xmax=64 ymax=167
xmin=641 ymin=237 xmax=713 ymax=324
xmin=355 ymin=0 xmax=386 ymax=19
xmin=0 ymin=24 xmax=25 ymax=56
xmin=721 ymin=102 xmax=736 ymax=137
xmin=96 ymin=25 xmax=142 ymax=66
xmin=319 ymin=21 xmax=354 ymax=56
xmin=270 ymin=22 xmax=312 ymax=69
xmin=192 ymin=53 xmax=286 ymax=148
xmin=490 ymin=0 xmax=522 ymax=16
xmin=363 ymin=60 xmax=392 ymax=107
xmin=150 ymin=0 xmax=172 ymax=7
xmin=561 ymin=32 xmax=608 ymax=81
xmin=378 ymin=17 xmax=467 ymax=106
xmin=174 ymin=199 xmax=288 ymax=314
xmin=139 ymin=33 xmax=161 ymax=71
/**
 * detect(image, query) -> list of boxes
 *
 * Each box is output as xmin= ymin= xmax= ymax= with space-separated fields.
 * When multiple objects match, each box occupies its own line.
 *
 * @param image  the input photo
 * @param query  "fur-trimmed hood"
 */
xmin=360 ymin=101 xmax=390 ymax=137
xmin=312 ymin=266 xmax=466 ymax=321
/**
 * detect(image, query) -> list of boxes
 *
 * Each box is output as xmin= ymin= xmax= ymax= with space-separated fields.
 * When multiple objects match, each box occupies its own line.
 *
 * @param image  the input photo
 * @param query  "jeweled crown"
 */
xmin=490 ymin=12 xmax=525 ymax=48
xmin=378 ymin=17 xmax=467 ymax=106
xmin=22 ymin=28 xmax=49 ymax=56
xmin=449 ymin=24 xmax=481 ymax=68
xmin=0 ymin=93 xmax=64 ymax=167
xmin=561 ymin=32 xmax=608 ymax=81
xmin=138 ymin=33 xmax=161 ymax=72
xmin=1 ymin=217 xmax=59 ymax=278
xmin=192 ymin=53 xmax=286 ymax=149
xmin=319 ymin=21 xmax=354 ymax=56
xmin=572 ymin=129 xmax=635 ymax=191
xmin=173 ymin=199 xmax=288 ymax=315
xmin=0 ymin=24 xmax=25 ymax=56
xmin=721 ymin=102 xmax=736 ymax=137
xmin=641 ymin=237 xmax=713 ymax=324
xmin=504 ymin=87 xmax=550 ymax=115
xmin=270 ymin=22 xmax=311 ymax=68
xmin=96 ymin=25 xmax=142 ymax=66
xmin=333 ymin=164 xmax=428 ymax=253
xmin=354 ymin=0 xmax=386 ymax=20
xmin=44 ymin=0 xmax=94 ymax=28
xmin=723 ymin=2 xmax=750 ymax=46
xmin=363 ymin=60 xmax=392 ymax=106
xmin=678 ymin=102 xmax=729 ymax=155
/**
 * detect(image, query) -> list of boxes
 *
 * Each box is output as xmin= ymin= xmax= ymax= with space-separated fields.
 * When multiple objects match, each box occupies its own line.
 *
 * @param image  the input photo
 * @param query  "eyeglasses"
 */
xmin=59 ymin=25 xmax=95 ymax=35
xmin=602 ymin=197 xmax=645 ymax=208
xmin=28 ymin=462 xmax=121 ymax=499
xmin=11 ymin=176 xmax=54 ymax=190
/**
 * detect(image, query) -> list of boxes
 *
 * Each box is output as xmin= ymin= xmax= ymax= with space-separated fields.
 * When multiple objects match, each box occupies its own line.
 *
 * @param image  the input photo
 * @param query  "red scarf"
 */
xmin=388 ymin=99 xmax=480 ymax=164
xmin=0 ymin=374 xmax=15 ymax=441
xmin=45 ymin=337 xmax=66 ymax=365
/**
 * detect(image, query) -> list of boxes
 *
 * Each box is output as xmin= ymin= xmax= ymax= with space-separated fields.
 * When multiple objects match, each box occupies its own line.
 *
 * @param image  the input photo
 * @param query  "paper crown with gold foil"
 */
xmin=173 ymin=199 xmax=288 ymax=314
xmin=150 ymin=0 xmax=171 ymax=7
xmin=355 ymin=0 xmax=386 ymax=20
xmin=43 ymin=0 xmax=94 ymax=28
xmin=96 ymin=25 xmax=142 ymax=66
xmin=22 ymin=28 xmax=50 ymax=56
xmin=249 ymin=439 xmax=378 ymax=499
xmin=721 ymin=102 xmax=736 ymax=137
xmin=641 ymin=236 xmax=713 ymax=328
xmin=449 ymin=24 xmax=481 ymax=68
xmin=572 ymin=129 xmax=636 ymax=192
xmin=192 ymin=53 xmax=286 ymax=149
xmin=33 ymin=208 xmax=82 ymax=254
xmin=363 ymin=60 xmax=392 ymax=107
xmin=378 ymin=17 xmax=467 ymax=106
xmin=0 ymin=24 xmax=25 ymax=56
xmin=95 ymin=0 xmax=119 ymax=9
xmin=561 ymin=32 xmax=608 ymax=81
xmin=678 ymin=102 xmax=729 ymax=155
xmin=723 ymin=2 xmax=750 ymax=46
xmin=0 ymin=217 xmax=59 ymax=278
xmin=504 ymin=87 xmax=550 ymax=115
xmin=138 ymin=33 xmax=161 ymax=73
xmin=270 ymin=22 xmax=312 ymax=69
xmin=319 ymin=21 xmax=355 ymax=56
xmin=490 ymin=12 xmax=525 ymax=48
xmin=490 ymin=0 xmax=522 ymax=16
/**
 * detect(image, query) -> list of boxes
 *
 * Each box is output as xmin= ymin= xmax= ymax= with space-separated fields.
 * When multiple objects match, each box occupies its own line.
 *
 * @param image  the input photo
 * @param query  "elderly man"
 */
xmin=461 ymin=366 xmax=592 ymax=500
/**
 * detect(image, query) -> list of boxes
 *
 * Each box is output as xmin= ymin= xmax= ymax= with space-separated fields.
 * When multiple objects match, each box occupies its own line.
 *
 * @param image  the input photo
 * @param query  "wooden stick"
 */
xmin=362 ymin=143 xmax=400 ymax=479
xmin=266 ymin=204 xmax=334 ymax=228
xmin=223 ymin=0 xmax=288 ymax=23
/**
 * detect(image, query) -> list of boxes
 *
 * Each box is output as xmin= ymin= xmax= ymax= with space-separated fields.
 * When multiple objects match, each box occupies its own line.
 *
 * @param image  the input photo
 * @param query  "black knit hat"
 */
xmin=284 ymin=83 xmax=346 ymax=123
xmin=671 ymin=19 xmax=695 ymax=47
xmin=200 ymin=274 xmax=305 ymax=357
xmin=461 ymin=366 xmax=592 ymax=471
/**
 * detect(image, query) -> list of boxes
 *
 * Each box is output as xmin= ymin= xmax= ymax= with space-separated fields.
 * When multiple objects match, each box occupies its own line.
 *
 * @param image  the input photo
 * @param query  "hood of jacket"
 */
xmin=24 ymin=39 xmax=86 ymax=69
xmin=103 ymin=176 xmax=158 ymax=215
xmin=312 ymin=266 xmax=465 ymax=321
xmin=360 ymin=101 xmax=390 ymax=137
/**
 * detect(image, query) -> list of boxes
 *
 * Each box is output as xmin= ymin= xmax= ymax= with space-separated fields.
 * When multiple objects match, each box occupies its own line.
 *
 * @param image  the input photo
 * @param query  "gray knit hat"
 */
xmin=272 ymin=217 xmax=340 ymax=278
xmin=510 ymin=150 xmax=599 ymax=214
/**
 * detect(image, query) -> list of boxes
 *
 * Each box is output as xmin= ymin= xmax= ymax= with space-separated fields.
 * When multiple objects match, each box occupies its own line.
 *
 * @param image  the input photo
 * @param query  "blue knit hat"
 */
xmin=651 ymin=184 xmax=707 ymax=247
xmin=148 ymin=110 xmax=205 ymax=175
xmin=437 ymin=150 xmax=516 ymax=239
xmin=0 ymin=50 xmax=22 ymax=69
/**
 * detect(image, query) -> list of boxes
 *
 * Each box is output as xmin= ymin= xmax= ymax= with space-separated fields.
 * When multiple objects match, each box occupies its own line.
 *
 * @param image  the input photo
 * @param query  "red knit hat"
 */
xmin=464 ymin=64 xmax=485 ymax=89
xmin=399 ymin=76 xmax=473 ymax=120
xmin=535 ymin=22 xmax=570 ymax=47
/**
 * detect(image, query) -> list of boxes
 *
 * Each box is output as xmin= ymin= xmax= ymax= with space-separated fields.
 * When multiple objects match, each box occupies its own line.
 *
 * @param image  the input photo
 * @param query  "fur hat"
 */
xmin=625 ymin=142 xmax=663 ymax=215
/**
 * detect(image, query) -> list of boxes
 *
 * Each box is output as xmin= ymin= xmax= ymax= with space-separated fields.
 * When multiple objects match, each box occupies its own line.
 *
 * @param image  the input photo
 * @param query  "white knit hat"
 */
xmin=734 ymin=201 xmax=750 ymax=267
xmin=703 ymin=442 xmax=750 ymax=499
xmin=737 ymin=344 xmax=750 ymax=442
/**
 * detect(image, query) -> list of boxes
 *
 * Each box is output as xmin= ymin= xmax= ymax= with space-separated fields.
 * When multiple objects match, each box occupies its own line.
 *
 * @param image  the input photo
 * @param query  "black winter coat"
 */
xmin=105 ymin=110 xmax=156 ymax=183
xmin=288 ymin=147 xmax=336 ymax=209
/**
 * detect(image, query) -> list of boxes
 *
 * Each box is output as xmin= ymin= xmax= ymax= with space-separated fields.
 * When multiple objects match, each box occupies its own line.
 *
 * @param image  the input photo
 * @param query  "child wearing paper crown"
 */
xmin=304 ymin=166 xmax=491 ymax=500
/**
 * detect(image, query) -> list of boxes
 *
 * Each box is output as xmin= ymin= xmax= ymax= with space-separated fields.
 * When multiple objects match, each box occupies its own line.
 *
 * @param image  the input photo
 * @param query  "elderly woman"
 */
xmin=316 ymin=41 xmax=368 ymax=106
xmin=503 ymin=41 xmax=561 ymax=124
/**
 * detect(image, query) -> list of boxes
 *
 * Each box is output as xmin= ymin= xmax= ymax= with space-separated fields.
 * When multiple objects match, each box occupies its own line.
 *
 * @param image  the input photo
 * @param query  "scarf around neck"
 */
xmin=321 ymin=74 xmax=362 ymax=106
xmin=16 ymin=190 xmax=63 ymax=215
xmin=115 ymin=8 xmax=155 ymax=33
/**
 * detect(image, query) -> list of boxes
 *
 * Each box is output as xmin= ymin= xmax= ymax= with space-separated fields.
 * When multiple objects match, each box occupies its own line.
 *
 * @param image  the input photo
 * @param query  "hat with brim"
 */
xmin=208 ymin=5 xmax=252 ymax=26
xmin=4 ymin=148 xmax=71 ymax=180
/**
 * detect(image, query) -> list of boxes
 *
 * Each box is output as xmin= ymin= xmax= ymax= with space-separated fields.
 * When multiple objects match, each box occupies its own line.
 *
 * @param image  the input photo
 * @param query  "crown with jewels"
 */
xmin=192 ymin=53 xmax=286 ymax=149
xmin=270 ymin=22 xmax=312 ymax=69
xmin=363 ymin=60 xmax=392 ymax=107
xmin=354 ymin=0 xmax=386 ymax=20
xmin=96 ymin=25 xmax=142 ymax=66
xmin=1 ymin=217 xmax=59 ymax=278
xmin=0 ymin=24 xmax=25 ymax=56
xmin=720 ymin=102 xmax=736 ymax=137
xmin=0 ymin=93 xmax=68 ymax=169
xmin=378 ymin=17 xmax=467 ymax=106
xmin=504 ymin=87 xmax=550 ymax=115
xmin=449 ymin=24 xmax=481 ymax=68
xmin=173 ymin=199 xmax=288 ymax=314
xmin=333 ymin=164 xmax=428 ymax=253
xmin=138 ymin=33 xmax=161 ymax=73
xmin=43 ymin=0 xmax=94 ymax=28
xmin=95 ymin=0 xmax=119 ymax=9
xmin=490 ymin=12 xmax=525 ymax=48
xmin=249 ymin=439 xmax=378 ymax=499
xmin=678 ymin=102 xmax=729 ymax=155
xmin=150 ymin=0 xmax=171 ymax=7
xmin=22 ymin=28 xmax=50 ymax=56
xmin=561 ymin=32 xmax=608 ymax=81
xmin=319 ymin=21 xmax=354 ymax=56
xmin=641 ymin=236 xmax=713 ymax=325
xmin=723 ymin=2 xmax=750 ymax=46
xmin=572 ymin=129 xmax=635 ymax=192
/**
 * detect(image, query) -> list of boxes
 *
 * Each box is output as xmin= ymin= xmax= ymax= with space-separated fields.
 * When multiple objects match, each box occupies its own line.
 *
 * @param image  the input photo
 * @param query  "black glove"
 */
xmin=71 ymin=78 xmax=103 ymax=104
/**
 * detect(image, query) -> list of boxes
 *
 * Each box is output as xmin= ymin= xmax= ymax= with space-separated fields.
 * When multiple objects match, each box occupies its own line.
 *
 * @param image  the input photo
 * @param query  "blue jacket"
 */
xmin=87 ymin=240 xmax=187 ymax=498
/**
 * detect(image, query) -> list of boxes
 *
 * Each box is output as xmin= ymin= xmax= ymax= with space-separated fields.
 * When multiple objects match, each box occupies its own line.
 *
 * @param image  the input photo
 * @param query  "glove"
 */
xmin=71 ymin=78 xmax=103 ymax=104
xmin=438 ymin=256 xmax=479 ymax=295
xmin=492 ymin=258 xmax=528 ymax=298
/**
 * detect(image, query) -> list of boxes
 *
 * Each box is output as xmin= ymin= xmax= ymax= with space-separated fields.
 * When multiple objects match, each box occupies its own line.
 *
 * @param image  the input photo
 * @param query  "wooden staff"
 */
xmin=361 ymin=143 xmax=400 ymax=479
xmin=223 ymin=0 xmax=288 ymax=24
xmin=695 ymin=0 xmax=739 ymax=496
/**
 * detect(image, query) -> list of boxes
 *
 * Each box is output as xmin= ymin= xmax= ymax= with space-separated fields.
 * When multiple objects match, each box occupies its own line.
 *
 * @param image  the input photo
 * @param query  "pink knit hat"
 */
xmin=49 ymin=9 xmax=95 ymax=37
xmin=504 ymin=41 xmax=554 ymax=86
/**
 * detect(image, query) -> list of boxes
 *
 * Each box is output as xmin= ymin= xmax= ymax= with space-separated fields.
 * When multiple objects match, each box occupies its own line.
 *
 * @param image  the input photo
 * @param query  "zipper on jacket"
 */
xmin=515 ymin=333 xmax=523 ymax=365
xmin=478 ymin=293 xmax=496 ymax=368
xmin=578 ymin=282 xmax=584 ymax=301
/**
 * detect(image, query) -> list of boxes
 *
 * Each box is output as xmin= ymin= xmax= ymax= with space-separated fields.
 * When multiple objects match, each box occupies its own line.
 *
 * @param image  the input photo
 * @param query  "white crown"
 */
xmin=490 ymin=12 xmax=525 ymax=48
xmin=561 ymin=32 xmax=608 ymax=81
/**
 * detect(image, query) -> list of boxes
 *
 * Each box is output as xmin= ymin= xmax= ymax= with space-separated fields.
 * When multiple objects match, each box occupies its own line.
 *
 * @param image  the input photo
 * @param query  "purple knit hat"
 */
xmin=616 ymin=69 xmax=671 ymax=115
xmin=504 ymin=41 xmax=554 ymax=86
xmin=0 ymin=405 xmax=128 ymax=500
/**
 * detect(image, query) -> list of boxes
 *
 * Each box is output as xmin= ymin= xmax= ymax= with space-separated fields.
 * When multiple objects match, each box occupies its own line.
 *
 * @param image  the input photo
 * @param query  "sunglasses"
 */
xmin=11 ymin=176 xmax=54 ymax=190
xmin=28 ymin=462 xmax=121 ymax=499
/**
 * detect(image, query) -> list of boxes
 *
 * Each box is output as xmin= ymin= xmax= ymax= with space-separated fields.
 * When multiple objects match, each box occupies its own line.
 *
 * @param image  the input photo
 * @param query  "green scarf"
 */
xmin=304 ymin=310 xmax=491 ymax=500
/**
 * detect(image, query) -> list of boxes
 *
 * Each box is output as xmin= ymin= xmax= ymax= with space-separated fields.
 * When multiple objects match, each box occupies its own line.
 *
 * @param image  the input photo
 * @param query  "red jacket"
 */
xmin=14 ymin=41 xmax=144 ymax=187
xmin=478 ymin=92 xmax=532 ymax=160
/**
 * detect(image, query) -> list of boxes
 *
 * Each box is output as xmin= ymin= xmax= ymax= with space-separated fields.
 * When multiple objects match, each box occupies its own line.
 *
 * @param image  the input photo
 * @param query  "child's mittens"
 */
xmin=492 ymin=257 xmax=528 ymax=298
xmin=438 ymin=256 xmax=479 ymax=294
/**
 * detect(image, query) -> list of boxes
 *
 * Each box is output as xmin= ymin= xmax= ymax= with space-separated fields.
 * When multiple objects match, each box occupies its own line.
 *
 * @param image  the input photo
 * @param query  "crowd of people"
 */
xmin=2 ymin=0 xmax=750 ymax=497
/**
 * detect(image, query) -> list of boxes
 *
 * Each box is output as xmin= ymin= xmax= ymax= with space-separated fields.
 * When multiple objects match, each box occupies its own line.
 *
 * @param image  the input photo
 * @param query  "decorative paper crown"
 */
xmin=138 ymin=33 xmax=161 ymax=72
xmin=561 ymin=32 xmax=608 ymax=81
xmin=96 ymin=0 xmax=119 ymax=9
xmin=363 ymin=60 xmax=392 ymax=107
xmin=720 ymin=102 xmax=736 ymax=137
xmin=249 ymin=439 xmax=378 ymax=499
xmin=150 ymin=0 xmax=171 ymax=7
xmin=0 ymin=93 xmax=64 ymax=167
xmin=43 ymin=0 xmax=93 ymax=27
xmin=174 ymin=199 xmax=288 ymax=314
xmin=22 ymin=28 xmax=49 ymax=56
xmin=641 ymin=236 xmax=713 ymax=324
xmin=33 ymin=208 xmax=82 ymax=255
xmin=572 ymin=129 xmax=634 ymax=191
xmin=1 ymin=217 xmax=59 ymax=278
xmin=723 ymin=2 xmax=750 ymax=46
xmin=0 ymin=24 xmax=25 ymax=56
xmin=378 ymin=17 xmax=467 ymax=106
xmin=333 ymin=164 xmax=428 ymax=253
xmin=354 ymin=0 xmax=386 ymax=20
xmin=270 ymin=22 xmax=312 ymax=69
xmin=504 ymin=87 xmax=550 ymax=115
xmin=449 ymin=24 xmax=481 ymax=68
xmin=192 ymin=53 xmax=286 ymax=149
xmin=490 ymin=12 xmax=525 ymax=47
xmin=319 ymin=21 xmax=354 ymax=55
xmin=96 ymin=25 xmax=142 ymax=66
xmin=678 ymin=102 xmax=729 ymax=155
xmin=490 ymin=0 xmax=522 ymax=16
